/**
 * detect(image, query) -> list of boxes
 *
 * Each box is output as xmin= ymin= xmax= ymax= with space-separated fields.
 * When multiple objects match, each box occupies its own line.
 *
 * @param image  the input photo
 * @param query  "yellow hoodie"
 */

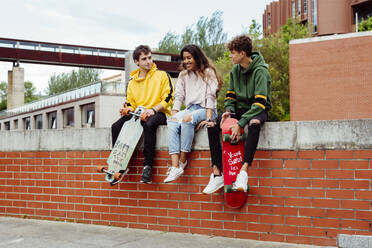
xmin=126 ymin=63 xmax=174 ymax=116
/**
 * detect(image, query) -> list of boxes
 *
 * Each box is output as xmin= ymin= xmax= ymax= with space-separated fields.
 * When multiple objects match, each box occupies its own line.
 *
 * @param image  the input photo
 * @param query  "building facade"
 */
xmin=263 ymin=0 xmax=372 ymax=36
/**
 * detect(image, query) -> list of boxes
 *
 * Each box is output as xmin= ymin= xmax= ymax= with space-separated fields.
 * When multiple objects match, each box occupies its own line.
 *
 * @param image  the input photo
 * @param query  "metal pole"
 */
xmin=356 ymin=12 xmax=358 ymax=32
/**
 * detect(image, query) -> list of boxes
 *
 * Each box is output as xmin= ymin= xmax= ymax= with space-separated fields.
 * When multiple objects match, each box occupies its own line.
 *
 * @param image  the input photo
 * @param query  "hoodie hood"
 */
xmin=239 ymin=52 xmax=268 ymax=74
xmin=130 ymin=63 xmax=158 ymax=82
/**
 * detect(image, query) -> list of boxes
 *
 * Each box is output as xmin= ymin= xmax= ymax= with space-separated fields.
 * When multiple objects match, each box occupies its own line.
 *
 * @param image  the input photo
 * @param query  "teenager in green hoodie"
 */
xmin=203 ymin=35 xmax=271 ymax=194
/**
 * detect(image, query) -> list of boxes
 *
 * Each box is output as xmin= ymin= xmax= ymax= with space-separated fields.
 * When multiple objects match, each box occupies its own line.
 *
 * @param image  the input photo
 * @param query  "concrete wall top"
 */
xmin=1 ymin=119 xmax=371 ymax=151
xmin=290 ymin=30 xmax=372 ymax=44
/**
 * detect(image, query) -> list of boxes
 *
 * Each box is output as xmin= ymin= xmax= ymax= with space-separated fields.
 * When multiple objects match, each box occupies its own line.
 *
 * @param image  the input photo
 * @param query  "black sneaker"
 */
xmin=140 ymin=165 xmax=152 ymax=184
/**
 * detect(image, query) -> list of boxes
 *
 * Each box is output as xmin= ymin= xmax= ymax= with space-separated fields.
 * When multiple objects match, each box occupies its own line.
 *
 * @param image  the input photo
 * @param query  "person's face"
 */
xmin=135 ymin=52 xmax=153 ymax=71
xmin=229 ymin=50 xmax=245 ymax=65
xmin=182 ymin=51 xmax=197 ymax=71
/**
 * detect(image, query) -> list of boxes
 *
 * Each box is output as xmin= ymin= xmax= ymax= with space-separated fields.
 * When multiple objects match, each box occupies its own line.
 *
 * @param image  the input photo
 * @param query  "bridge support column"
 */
xmin=7 ymin=66 xmax=24 ymax=110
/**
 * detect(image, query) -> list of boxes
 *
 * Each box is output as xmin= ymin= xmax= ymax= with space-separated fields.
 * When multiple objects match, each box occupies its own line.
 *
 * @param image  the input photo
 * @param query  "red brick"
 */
xmin=180 ymin=219 xmax=201 ymax=228
xmin=355 ymin=170 xmax=372 ymax=179
xmin=247 ymin=223 xmax=271 ymax=232
xmin=260 ymin=233 xmax=285 ymax=242
xmin=355 ymin=150 xmax=372 ymax=159
xmin=341 ymin=180 xmax=369 ymax=189
xmin=224 ymin=221 xmax=246 ymax=230
xmin=286 ymin=216 xmax=311 ymax=226
xmin=298 ymin=169 xmax=324 ymax=178
xmin=286 ymin=235 xmax=313 ymax=245
xmin=326 ymin=150 xmax=354 ymax=159
xmin=235 ymin=213 xmax=259 ymax=222
xmin=201 ymin=220 xmax=222 ymax=229
xmin=340 ymin=160 xmax=369 ymax=169
xmin=312 ymin=179 xmax=339 ymax=188
xmin=313 ymin=237 xmax=337 ymax=246
xmin=272 ymin=188 xmax=297 ymax=197
xmin=272 ymin=169 xmax=297 ymax=178
xmin=272 ymin=206 xmax=298 ymax=216
xmin=298 ymin=150 xmax=325 ymax=159
xmin=299 ymin=208 xmax=326 ymax=217
xmin=286 ymin=198 xmax=311 ymax=207
xmin=298 ymin=189 xmax=325 ymax=198
xmin=355 ymin=191 xmax=372 ymax=200
xmin=158 ymin=201 xmax=178 ymax=209
xmin=341 ymin=200 xmax=370 ymax=210
xmin=272 ymin=225 xmax=298 ymax=235
xmin=272 ymin=151 xmax=297 ymax=159
xmin=341 ymin=220 xmax=370 ymax=230
xmin=51 ymin=152 xmax=66 ymax=158
xmin=261 ymin=215 xmax=285 ymax=224
xmin=189 ymin=227 xmax=211 ymax=235
xmin=259 ymin=160 xmax=283 ymax=168
xmin=259 ymin=178 xmax=284 ymax=187
xmin=260 ymin=196 xmax=284 ymax=206
xmin=285 ymin=179 xmax=311 ymax=187
xmin=312 ymin=199 xmax=339 ymax=208
xmin=327 ymin=209 xmax=355 ymax=219
xmin=312 ymin=160 xmax=338 ymax=169
xmin=299 ymin=227 xmax=326 ymax=237
xmin=190 ymin=211 xmax=211 ymax=220
xmin=248 ymin=205 xmax=273 ymax=214
xmin=169 ymin=226 xmax=188 ymax=233
xmin=6 ymin=152 xmax=20 ymax=158
xmin=326 ymin=189 xmax=354 ymax=199
xmin=148 ymin=208 xmax=167 ymax=217
xmin=285 ymin=160 xmax=310 ymax=168
xmin=119 ymin=215 xmax=138 ymax=223
xmin=326 ymin=170 xmax=354 ymax=179
xmin=313 ymin=218 xmax=339 ymax=228
xmin=255 ymin=150 xmax=271 ymax=158
xmin=201 ymin=203 xmax=223 ymax=211
xmin=236 ymin=231 xmax=260 ymax=240
xmin=168 ymin=210 xmax=189 ymax=218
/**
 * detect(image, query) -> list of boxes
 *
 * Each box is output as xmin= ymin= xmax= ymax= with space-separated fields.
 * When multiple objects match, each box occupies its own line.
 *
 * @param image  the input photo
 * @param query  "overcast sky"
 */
xmin=0 ymin=0 xmax=274 ymax=94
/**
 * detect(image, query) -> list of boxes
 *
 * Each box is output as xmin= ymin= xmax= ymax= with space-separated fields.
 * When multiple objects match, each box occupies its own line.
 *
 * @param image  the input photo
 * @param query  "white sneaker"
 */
xmin=232 ymin=170 xmax=248 ymax=192
xmin=164 ymin=166 xmax=184 ymax=183
xmin=202 ymin=173 xmax=224 ymax=194
xmin=166 ymin=160 xmax=187 ymax=176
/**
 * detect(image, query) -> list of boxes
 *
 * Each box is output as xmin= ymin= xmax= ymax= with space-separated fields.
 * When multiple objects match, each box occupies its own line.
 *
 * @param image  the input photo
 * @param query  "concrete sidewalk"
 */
xmin=0 ymin=217 xmax=333 ymax=248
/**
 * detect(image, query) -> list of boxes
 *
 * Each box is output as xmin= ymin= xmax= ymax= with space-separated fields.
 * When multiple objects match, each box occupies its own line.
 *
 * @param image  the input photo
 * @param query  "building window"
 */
xmin=298 ymin=0 xmax=301 ymax=16
xmin=48 ymin=111 xmax=57 ymax=129
xmin=268 ymin=12 xmax=271 ymax=27
xmin=24 ymin=117 xmax=31 ymax=130
xmin=312 ymin=0 xmax=318 ymax=33
xmin=4 ymin=122 xmax=10 ymax=130
xmin=63 ymin=107 xmax=74 ymax=128
xmin=304 ymin=0 xmax=308 ymax=15
xmin=35 ymin=114 xmax=43 ymax=129
xmin=292 ymin=1 xmax=296 ymax=18
xmin=14 ymin=119 xmax=18 ymax=130
xmin=81 ymin=103 xmax=95 ymax=128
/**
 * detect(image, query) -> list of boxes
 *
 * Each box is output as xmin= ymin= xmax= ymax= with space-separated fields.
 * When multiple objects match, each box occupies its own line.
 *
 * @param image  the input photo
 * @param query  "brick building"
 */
xmin=263 ymin=0 xmax=372 ymax=36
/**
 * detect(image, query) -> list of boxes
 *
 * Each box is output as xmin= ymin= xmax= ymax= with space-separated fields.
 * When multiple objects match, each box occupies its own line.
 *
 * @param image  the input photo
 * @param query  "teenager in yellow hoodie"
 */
xmin=111 ymin=45 xmax=174 ymax=184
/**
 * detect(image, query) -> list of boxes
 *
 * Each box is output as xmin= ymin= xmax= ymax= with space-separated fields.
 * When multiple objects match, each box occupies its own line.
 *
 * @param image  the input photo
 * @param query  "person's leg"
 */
xmin=141 ymin=112 xmax=167 ymax=183
xmin=111 ymin=115 xmax=132 ymax=147
xmin=203 ymin=113 xmax=224 ymax=194
xmin=233 ymin=111 xmax=268 ymax=192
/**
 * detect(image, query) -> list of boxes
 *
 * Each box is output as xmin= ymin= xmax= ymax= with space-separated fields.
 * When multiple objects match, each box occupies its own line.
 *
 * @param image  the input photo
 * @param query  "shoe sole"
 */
xmin=202 ymin=184 xmax=224 ymax=194
xmin=140 ymin=180 xmax=152 ymax=184
xmin=164 ymin=173 xmax=183 ymax=183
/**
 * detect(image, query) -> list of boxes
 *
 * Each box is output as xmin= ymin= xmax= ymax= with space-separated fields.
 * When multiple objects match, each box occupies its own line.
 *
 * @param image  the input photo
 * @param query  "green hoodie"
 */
xmin=224 ymin=52 xmax=272 ymax=127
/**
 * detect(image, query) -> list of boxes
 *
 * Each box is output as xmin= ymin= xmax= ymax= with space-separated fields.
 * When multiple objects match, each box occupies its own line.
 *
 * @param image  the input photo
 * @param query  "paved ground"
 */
xmin=0 ymin=217 xmax=334 ymax=248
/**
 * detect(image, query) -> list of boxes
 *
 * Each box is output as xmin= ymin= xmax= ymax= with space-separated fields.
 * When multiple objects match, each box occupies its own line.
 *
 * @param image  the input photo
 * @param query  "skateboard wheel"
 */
xmin=97 ymin=166 xmax=105 ymax=173
xmin=114 ymin=172 xmax=122 ymax=180
xmin=224 ymin=185 xmax=233 ymax=193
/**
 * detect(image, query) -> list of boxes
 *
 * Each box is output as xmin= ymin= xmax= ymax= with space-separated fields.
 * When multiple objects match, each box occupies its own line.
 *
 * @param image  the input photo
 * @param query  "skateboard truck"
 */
xmin=97 ymin=166 xmax=129 ymax=186
xmin=222 ymin=133 xmax=248 ymax=145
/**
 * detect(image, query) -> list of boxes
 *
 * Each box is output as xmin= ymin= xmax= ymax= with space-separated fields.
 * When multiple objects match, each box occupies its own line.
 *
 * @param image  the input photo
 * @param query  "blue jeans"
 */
xmin=168 ymin=104 xmax=217 ymax=154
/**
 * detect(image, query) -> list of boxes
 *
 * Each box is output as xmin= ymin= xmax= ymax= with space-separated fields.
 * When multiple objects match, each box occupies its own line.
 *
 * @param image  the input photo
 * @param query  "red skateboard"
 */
xmin=221 ymin=117 xmax=249 ymax=208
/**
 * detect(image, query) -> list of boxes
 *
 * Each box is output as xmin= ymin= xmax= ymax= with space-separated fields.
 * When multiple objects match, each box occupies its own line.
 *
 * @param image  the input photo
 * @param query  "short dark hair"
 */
xmin=133 ymin=45 xmax=151 ymax=61
xmin=227 ymin=35 xmax=252 ymax=56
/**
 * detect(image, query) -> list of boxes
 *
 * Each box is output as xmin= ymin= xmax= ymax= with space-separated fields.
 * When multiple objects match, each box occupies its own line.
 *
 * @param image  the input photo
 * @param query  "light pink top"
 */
xmin=172 ymin=68 xmax=218 ymax=111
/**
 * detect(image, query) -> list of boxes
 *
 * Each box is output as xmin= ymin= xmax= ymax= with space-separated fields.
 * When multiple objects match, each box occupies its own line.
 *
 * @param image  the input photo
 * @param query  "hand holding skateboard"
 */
xmin=120 ymin=103 xmax=132 ymax=116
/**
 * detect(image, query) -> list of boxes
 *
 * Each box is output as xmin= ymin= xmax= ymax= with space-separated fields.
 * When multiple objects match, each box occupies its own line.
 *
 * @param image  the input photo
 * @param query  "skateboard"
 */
xmin=98 ymin=106 xmax=145 ymax=185
xmin=221 ymin=117 xmax=249 ymax=208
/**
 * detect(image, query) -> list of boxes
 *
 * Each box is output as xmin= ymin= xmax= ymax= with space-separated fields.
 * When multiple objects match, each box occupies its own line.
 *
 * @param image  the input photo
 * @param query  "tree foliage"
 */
xmin=46 ymin=68 xmax=102 ymax=96
xmin=157 ymin=11 xmax=227 ymax=61
xmin=358 ymin=16 xmax=372 ymax=31
xmin=0 ymin=81 xmax=41 ymax=111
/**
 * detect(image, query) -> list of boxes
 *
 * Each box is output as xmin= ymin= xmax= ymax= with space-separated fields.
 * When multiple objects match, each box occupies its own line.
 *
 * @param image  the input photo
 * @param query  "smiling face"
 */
xmin=135 ymin=52 xmax=153 ymax=72
xmin=182 ymin=51 xmax=197 ymax=71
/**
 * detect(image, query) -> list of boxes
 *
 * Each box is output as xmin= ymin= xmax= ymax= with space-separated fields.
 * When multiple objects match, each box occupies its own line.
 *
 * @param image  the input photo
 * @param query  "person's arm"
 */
xmin=237 ymin=69 xmax=269 ymax=127
xmin=149 ymin=72 xmax=174 ymax=116
xmin=172 ymin=72 xmax=186 ymax=113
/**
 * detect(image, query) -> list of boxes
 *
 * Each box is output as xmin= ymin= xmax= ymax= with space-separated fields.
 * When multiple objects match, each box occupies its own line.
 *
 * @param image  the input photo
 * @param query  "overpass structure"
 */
xmin=0 ymin=37 xmax=180 ymax=77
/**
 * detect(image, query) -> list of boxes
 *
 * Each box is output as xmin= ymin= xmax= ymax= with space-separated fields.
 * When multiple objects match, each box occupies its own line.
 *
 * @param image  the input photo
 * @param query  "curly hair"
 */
xmin=133 ymin=45 xmax=151 ymax=61
xmin=227 ymin=35 xmax=252 ymax=56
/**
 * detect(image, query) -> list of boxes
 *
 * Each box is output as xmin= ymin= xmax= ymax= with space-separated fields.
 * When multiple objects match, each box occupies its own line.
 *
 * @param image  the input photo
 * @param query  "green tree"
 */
xmin=358 ymin=16 xmax=372 ymax=31
xmin=0 ymin=82 xmax=7 ymax=111
xmin=46 ymin=68 xmax=102 ymax=95
xmin=157 ymin=11 xmax=227 ymax=61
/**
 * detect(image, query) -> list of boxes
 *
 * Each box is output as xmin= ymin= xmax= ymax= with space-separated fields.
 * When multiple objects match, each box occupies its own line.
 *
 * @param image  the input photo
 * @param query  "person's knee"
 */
xmin=182 ymin=115 xmax=192 ymax=123
xmin=248 ymin=122 xmax=261 ymax=133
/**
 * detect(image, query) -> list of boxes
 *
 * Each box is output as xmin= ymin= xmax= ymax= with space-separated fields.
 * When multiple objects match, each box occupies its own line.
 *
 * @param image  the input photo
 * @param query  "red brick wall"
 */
xmin=290 ymin=34 xmax=372 ymax=121
xmin=1 ymin=150 xmax=372 ymax=247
